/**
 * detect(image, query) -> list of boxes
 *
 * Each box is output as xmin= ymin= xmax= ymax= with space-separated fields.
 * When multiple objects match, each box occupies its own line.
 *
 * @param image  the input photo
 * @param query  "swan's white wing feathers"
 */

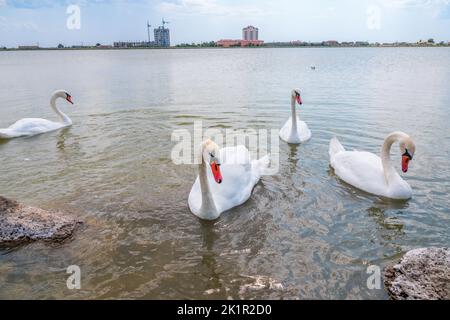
xmin=0 ymin=118 xmax=66 ymax=138
xmin=188 ymin=177 xmax=202 ymax=215
xmin=279 ymin=118 xmax=292 ymax=142
xmin=332 ymin=151 xmax=390 ymax=197
xmin=297 ymin=120 xmax=312 ymax=142
xmin=252 ymin=154 xmax=271 ymax=177
xmin=279 ymin=117 xmax=311 ymax=144
xmin=212 ymin=146 xmax=255 ymax=213
xmin=329 ymin=137 xmax=346 ymax=165
xmin=189 ymin=145 xmax=268 ymax=218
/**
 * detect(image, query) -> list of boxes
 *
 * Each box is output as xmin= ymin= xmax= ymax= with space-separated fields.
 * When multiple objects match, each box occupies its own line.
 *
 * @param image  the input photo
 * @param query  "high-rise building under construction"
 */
xmin=154 ymin=26 xmax=170 ymax=47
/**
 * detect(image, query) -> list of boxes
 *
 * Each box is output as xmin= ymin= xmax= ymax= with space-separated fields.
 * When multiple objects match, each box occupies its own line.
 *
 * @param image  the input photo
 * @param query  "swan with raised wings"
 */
xmin=188 ymin=139 xmax=271 ymax=220
xmin=329 ymin=132 xmax=416 ymax=200
xmin=0 ymin=90 xmax=74 ymax=139
xmin=279 ymin=89 xmax=311 ymax=144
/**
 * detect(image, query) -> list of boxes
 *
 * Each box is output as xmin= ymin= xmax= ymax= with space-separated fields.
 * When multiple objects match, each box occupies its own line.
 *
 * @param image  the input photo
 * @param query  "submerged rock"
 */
xmin=384 ymin=247 xmax=450 ymax=300
xmin=0 ymin=196 xmax=82 ymax=245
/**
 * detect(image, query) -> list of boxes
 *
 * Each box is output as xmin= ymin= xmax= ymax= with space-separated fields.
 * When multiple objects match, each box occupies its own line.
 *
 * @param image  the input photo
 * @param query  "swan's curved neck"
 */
xmin=290 ymin=96 xmax=298 ymax=135
xmin=381 ymin=132 xmax=408 ymax=185
xmin=51 ymin=95 xmax=72 ymax=125
xmin=198 ymin=150 xmax=218 ymax=219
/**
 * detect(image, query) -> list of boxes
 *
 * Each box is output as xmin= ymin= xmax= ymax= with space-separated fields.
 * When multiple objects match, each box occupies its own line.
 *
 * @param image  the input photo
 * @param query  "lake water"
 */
xmin=0 ymin=48 xmax=449 ymax=299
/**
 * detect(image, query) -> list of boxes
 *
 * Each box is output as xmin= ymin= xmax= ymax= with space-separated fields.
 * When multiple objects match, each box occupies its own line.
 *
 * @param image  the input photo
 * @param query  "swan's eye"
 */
xmin=403 ymin=149 xmax=413 ymax=160
xmin=209 ymin=153 xmax=218 ymax=164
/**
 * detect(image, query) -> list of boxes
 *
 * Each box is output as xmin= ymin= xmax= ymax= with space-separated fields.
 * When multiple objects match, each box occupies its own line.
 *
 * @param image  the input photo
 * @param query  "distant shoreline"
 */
xmin=1 ymin=44 xmax=449 ymax=52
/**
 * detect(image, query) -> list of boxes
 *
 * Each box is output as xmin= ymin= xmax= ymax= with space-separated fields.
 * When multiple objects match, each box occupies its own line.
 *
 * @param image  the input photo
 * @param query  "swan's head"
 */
xmin=202 ymin=139 xmax=223 ymax=184
xmin=53 ymin=90 xmax=74 ymax=105
xmin=400 ymin=137 xmax=416 ymax=173
xmin=292 ymin=89 xmax=303 ymax=105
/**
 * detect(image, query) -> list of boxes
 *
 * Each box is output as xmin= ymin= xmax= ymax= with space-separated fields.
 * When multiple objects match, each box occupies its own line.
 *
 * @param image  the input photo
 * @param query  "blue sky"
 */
xmin=0 ymin=0 xmax=449 ymax=47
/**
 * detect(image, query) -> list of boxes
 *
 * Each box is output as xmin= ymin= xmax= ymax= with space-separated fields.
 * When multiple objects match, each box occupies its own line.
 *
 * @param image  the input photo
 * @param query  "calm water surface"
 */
xmin=0 ymin=48 xmax=449 ymax=299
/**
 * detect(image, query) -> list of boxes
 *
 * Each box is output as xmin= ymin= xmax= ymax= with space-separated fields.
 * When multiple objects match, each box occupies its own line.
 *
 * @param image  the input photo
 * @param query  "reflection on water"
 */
xmin=367 ymin=207 xmax=404 ymax=237
xmin=0 ymin=48 xmax=449 ymax=299
xmin=56 ymin=127 xmax=71 ymax=151
xmin=199 ymin=221 xmax=222 ymax=294
xmin=287 ymin=144 xmax=300 ymax=172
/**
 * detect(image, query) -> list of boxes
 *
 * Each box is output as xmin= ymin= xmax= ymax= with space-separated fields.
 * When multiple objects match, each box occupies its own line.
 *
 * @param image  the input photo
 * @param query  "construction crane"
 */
xmin=147 ymin=21 xmax=152 ymax=43
xmin=162 ymin=18 xmax=170 ymax=30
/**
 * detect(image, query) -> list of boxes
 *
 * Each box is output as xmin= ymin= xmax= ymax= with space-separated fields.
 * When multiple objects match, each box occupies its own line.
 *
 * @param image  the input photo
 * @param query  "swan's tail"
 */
xmin=253 ymin=154 xmax=272 ymax=177
xmin=329 ymin=137 xmax=345 ymax=160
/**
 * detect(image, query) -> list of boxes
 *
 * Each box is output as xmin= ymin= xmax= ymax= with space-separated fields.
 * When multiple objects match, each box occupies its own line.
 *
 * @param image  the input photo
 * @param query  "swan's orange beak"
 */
xmin=211 ymin=161 xmax=222 ymax=184
xmin=66 ymin=95 xmax=74 ymax=105
xmin=296 ymin=94 xmax=303 ymax=105
xmin=402 ymin=155 xmax=410 ymax=173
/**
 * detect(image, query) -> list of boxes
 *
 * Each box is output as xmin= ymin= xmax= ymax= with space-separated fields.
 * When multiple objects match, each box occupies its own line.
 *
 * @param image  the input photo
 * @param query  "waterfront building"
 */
xmin=18 ymin=45 xmax=40 ymax=50
xmin=242 ymin=26 xmax=259 ymax=41
xmin=216 ymin=39 xmax=264 ymax=48
xmin=217 ymin=25 xmax=263 ymax=48
xmin=322 ymin=40 xmax=339 ymax=46
xmin=154 ymin=27 xmax=170 ymax=47
xmin=113 ymin=41 xmax=154 ymax=48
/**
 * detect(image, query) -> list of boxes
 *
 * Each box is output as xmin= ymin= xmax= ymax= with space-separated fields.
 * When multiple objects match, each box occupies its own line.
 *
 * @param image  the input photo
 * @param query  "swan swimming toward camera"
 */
xmin=329 ymin=132 xmax=416 ymax=200
xmin=188 ymin=139 xmax=271 ymax=220
xmin=279 ymin=89 xmax=311 ymax=144
xmin=0 ymin=90 xmax=74 ymax=139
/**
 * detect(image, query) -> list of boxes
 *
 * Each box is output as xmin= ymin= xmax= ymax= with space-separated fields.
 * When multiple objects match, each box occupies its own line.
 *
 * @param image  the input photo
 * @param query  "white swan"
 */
xmin=0 ymin=90 xmax=74 ymax=139
xmin=279 ymin=89 xmax=311 ymax=144
xmin=329 ymin=132 xmax=416 ymax=200
xmin=188 ymin=139 xmax=271 ymax=220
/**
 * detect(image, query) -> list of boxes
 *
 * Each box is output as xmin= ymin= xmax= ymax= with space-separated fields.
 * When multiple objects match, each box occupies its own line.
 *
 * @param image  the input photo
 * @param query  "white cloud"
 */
xmin=379 ymin=0 xmax=433 ymax=8
xmin=0 ymin=0 xmax=6 ymax=6
xmin=378 ymin=0 xmax=449 ymax=9
xmin=311 ymin=6 xmax=336 ymax=19
xmin=158 ymin=0 xmax=268 ymax=17
xmin=0 ymin=16 xmax=39 ymax=31
xmin=378 ymin=0 xmax=450 ymax=19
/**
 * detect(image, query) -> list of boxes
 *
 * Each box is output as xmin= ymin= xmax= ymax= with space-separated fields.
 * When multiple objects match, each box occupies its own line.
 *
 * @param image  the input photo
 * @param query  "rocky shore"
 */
xmin=0 ymin=196 xmax=82 ymax=245
xmin=384 ymin=247 xmax=450 ymax=300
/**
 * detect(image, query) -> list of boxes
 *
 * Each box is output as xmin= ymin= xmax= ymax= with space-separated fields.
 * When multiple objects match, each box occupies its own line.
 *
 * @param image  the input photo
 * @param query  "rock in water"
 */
xmin=0 ymin=196 xmax=82 ymax=245
xmin=384 ymin=247 xmax=450 ymax=300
